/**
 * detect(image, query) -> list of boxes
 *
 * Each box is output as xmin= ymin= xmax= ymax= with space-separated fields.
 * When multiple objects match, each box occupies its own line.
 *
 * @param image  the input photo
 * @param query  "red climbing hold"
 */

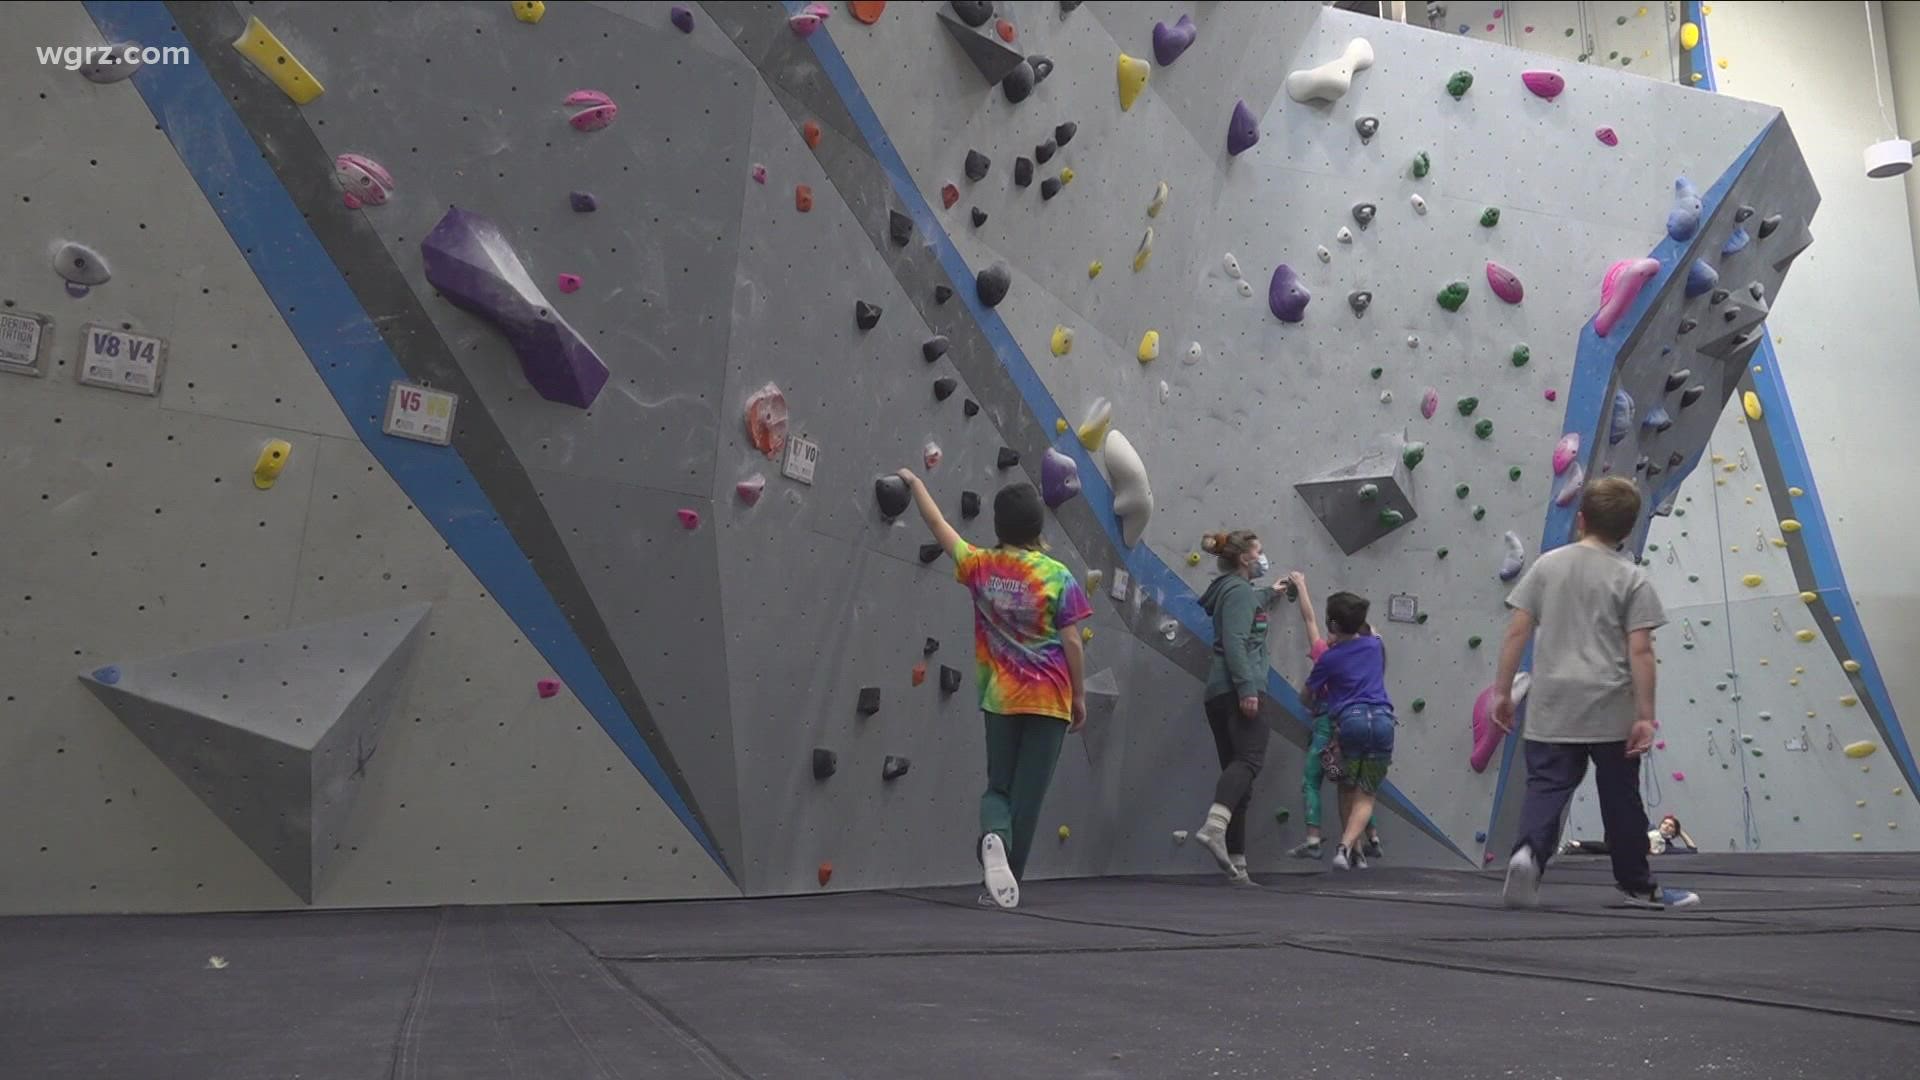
xmin=676 ymin=508 xmax=701 ymax=530
xmin=849 ymin=1 xmax=887 ymax=25
xmin=912 ymin=662 xmax=928 ymax=687
xmin=744 ymin=382 xmax=789 ymax=458
xmin=818 ymin=862 xmax=833 ymax=887
xmin=802 ymin=119 xmax=822 ymax=149
xmin=556 ymin=273 xmax=582 ymax=294
xmin=795 ymin=185 xmax=813 ymax=212
xmin=996 ymin=18 xmax=1015 ymax=42
xmin=941 ymin=183 xmax=959 ymax=209
xmin=537 ymin=678 xmax=561 ymax=699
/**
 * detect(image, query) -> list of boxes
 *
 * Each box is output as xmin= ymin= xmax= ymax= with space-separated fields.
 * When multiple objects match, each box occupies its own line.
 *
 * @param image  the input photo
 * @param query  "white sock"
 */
xmin=1230 ymin=854 xmax=1248 ymax=871
xmin=1205 ymin=803 xmax=1232 ymax=830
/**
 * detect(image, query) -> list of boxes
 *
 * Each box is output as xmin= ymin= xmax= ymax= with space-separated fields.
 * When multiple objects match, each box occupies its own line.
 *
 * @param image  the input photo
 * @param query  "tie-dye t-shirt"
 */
xmin=952 ymin=540 xmax=1093 ymax=721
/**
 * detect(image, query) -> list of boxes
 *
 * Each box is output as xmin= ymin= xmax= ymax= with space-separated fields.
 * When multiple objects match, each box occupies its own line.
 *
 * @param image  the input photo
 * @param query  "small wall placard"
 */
xmin=382 ymin=381 xmax=459 ymax=446
xmin=76 ymin=324 xmax=165 ymax=395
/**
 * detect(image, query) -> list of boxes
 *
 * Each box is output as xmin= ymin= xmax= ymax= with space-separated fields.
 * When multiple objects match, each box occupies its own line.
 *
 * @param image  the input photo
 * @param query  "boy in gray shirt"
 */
xmin=1491 ymin=476 xmax=1700 ymax=910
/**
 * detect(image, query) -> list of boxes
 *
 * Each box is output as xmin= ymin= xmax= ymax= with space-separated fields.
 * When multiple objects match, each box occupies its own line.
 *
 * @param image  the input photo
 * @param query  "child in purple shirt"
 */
xmin=1305 ymin=591 xmax=1395 ymax=870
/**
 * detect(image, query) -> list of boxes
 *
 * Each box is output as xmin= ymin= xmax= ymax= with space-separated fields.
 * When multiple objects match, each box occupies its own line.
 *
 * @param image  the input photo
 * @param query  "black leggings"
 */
xmin=1205 ymin=694 xmax=1270 ymax=855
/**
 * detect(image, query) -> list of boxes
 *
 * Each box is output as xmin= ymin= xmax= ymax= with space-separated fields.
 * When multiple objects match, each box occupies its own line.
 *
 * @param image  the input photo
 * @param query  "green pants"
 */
xmin=1304 ymin=713 xmax=1376 ymax=832
xmin=981 ymin=712 xmax=1066 ymax=879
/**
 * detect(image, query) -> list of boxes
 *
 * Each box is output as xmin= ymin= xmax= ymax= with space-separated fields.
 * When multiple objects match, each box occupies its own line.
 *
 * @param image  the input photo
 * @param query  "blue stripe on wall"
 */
xmin=84 ymin=1 xmax=724 ymax=871
xmin=788 ymin=3 xmax=1467 ymax=861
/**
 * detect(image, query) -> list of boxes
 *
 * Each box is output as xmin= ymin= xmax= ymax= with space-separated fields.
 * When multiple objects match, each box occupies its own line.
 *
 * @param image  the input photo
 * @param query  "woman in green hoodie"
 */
xmin=1190 ymin=529 xmax=1276 ymax=884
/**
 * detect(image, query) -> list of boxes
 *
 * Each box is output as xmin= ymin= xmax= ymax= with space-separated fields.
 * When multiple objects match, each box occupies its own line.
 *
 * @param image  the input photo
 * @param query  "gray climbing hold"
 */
xmin=919 ymin=543 xmax=944 ymax=564
xmin=1028 ymin=55 xmax=1055 ymax=84
xmin=1678 ymin=317 xmax=1697 ymax=334
xmin=569 ymin=191 xmax=597 ymax=212
xmin=1356 ymin=116 xmax=1378 ymax=143
xmin=889 ymin=209 xmax=913 ymax=247
xmin=1060 ymin=0 xmax=1082 ymax=10
xmin=882 ymin=755 xmax=912 ymax=781
xmin=1352 ymin=202 xmax=1376 ymax=229
xmin=940 ymin=9 xmax=1028 ymax=85
xmin=1041 ymin=176 xmax=1063 ymax=200
xmin=1035 ymin=138 xmax=1057 ymax=165
xmin=923 ymin=336 xmax=949 ymax=363
xmin=1749 ymin=281 xmax=1767 ymax=302
xmin=1665 ymin=368 xmax=1691 ymax=392
xmin=965 ymin=149 xmax=991 ymax=181
xmin=80 ymin=43 xmax=143 ymax=83
xmin=1734 ymin=204 xmax=1755 ymax=223
xmin=1015 ymin=157 xmax=1034 ymax=187
xmin=1685 ymin=259 xmax=1718 ymax=298
xmin=53 ymin=241 xmax=111 ymax=296
xmin=951 ymin=1 xmax=991 ymax=27
xmin=924 ymin=638 xmax=940 ymax=656
xmin=934 ymin=284 xmax=954 ymax=304
xmin=997 ymin=447 xmax=1020 ymax=470
xmin=1003 ymin=59 xmax=1036 ymax=104
xmin=1669 ymin=451 xmax=1685 ymax=469
xmin=971 ymin=207 xmax=988 ymax=227
xmin=1055 ymin=121 xmax=1077 ymax=147
xmin=1269 ymin=264 xmax=1310 ymax=323
xmin=1153 ymin=14 xmax=1197 ymax=66
xmin=1722 ymin=226 xmax=1750 ymax=255
xmin=857 ymin=686 xmax=881 ymax=715
xmin=934 ymin=376 xmax=957 ymax=400
xmin=1348 ymin=290 xmax=1372 ymax=316
xmin=1680 ymin=384 xmax=1706 ymax=408
xmin=960 ymin=490 xmax=981 ymax=518
xmin=1709 ymin=287 xmax=1729 ymax=305
xmin=855 ymin=300 xmax=883 ymax=330
xmin=1645 ymin=457 xmax=1663 ymax=477
xmin=963 ymin=399 xmax=980 ymax=418
xmin=1227 ymin=99 xmax=1260 ymax=156
xmin=875 ymin=475 xmax=911 ymax=518
xmin=977 ymin=263 xmax=1011 ymax=307
xmin=1758 ymin=214 xmax=1782 ymax=238
xmin=1667 ymin=177 xmax=1702 ymax=242
xmin=812 ymin=748 xmax=838 ymax=780
xmin=939 ymin=664 xmax=964 ymax=693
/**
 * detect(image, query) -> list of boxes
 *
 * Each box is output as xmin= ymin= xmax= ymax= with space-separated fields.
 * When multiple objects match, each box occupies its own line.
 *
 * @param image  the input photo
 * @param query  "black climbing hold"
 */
xmin=976 ymin=263 xmax=1011 ymax=307
xmin=1669 ymin=451 xmax=1685 ymax=468
xmin=1759 ymin=214 xmax=1782 ymax=239
xmin=569 ymin=191 xmax=597 ymax=212
xmin=934 ymin=284 xmax=954 ymax=304
xmin=960 ymin=490 xmax=982 ymax=518
xmin=889 ymin=209 xmax=913 ymax=247
xmin=1060 ymin=0 xmax=1082 ymax=11
xmin=951 ymin=0 xmax=991 ymax=27
xmin=965 ymin=149 xmax=991 ymax=181
xmin=1645 ymin=457 xmax=1663 ymax=477
xmin=1040 ymin=177 xmax=1062 ymax=200
xmin=996 ymin=447 xmax=1020 ymax=470
xmin=882 ymin=755 xmax=912 ymax=781
xmin=1680 ymin=384 xmax=1706 ymax=408
xmin=1028 ymin=55 xmax=1055 ymax=84
xmin=857 ymin=686 xmax=881 ymax=716
xmin=971 ymin=207 xmax=988 ymax=227
xmin=1734 ymin=204 xmax=1754 ymax=223
xmin=1709 ymin=288 xmax=1729 ymax=305
xmin=1677 ymin=317 xmax=1697 ymax=334
xmin=812 ymin=748 xmax=838 ymax=780
xmin=1015 ymin=157 xmax=1034 ymax=187
xmin=1348 ymin=290 xmax=1372 ymax=316
xmin=1035 ymin=139 xmax=1057 ymax=165
xmin=1055 ymin=121 xmax=1077 ymax=147
xmin=1666 ymin=368 xmax=1691 ymax=392
xmin=876 ymin=474 xmax=911 ymax=519
xmin=924 ymin=638 xmax=940 ymax=656
xmin=919 ymin=542 xmax=945 ymax=564
xmin=1749 ymin=281 xmax=1766 ymax=302
xmin=1635 ymin=455 xmax=1650 ymax=473
xmin=1002 ymin=60 xmax=1036 ymax=104
xmin=1723 ymin=308 xmax=1740 ymax=323
xmin=934 ymin=376 xmax=958 ymax=400
xmin=923 ymin=335 xmax=950 ymax=363
xmin=963 ymin=399 xmax=981 ymax=418
xmin=939 ymin=664 xmax=964 ymax=693
xmin=855 ymin=300 xmax=882 ymax=330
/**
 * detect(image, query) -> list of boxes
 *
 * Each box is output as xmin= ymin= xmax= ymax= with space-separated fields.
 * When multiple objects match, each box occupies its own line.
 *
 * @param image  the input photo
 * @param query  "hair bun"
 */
xmin=1201 ymin=533 xmax=1223 ymax=554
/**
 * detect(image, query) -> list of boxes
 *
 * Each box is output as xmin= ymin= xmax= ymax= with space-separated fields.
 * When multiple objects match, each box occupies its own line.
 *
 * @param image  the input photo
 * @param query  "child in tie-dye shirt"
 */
xmin=897 ymin=469 xmax=1091 ymax=911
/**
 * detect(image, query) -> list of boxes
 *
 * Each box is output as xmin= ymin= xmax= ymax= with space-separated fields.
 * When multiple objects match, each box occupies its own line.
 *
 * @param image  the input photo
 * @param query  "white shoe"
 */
xmin=1194 ymin=820 xmax=1237 ymax=878
xmin=1351 ymin=847 xmax=1369 ymax=870
xmin=981 ymin=834 xmax=1019 ymax=909
xmin=1503 ymin=847 xmax=1541 ymax=909
xmin=1332 ymin=844 xmax=1352 ymax=870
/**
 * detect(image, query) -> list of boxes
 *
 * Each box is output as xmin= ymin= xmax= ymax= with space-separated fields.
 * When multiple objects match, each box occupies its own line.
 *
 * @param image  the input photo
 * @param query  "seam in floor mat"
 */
xmin=389 ymin=907 xmax=450 ymax=1080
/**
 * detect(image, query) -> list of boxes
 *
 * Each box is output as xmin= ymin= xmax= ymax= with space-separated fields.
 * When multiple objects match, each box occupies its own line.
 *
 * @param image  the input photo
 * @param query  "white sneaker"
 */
xmin=980 ymin=834 xmax=1019 ymax=909
xmin=1194 ymin=820 xmax=1237 ymax=878
xmin=1503 ymin=846 xmax=1541 ymax=909
xmin=1333 ymin=844 xmax=1352 ymax=870
xmin=1351 ymin=847 xmax=1369 ymax=870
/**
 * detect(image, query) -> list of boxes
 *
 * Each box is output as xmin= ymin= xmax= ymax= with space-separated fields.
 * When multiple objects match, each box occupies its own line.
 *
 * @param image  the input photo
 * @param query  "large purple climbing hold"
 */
xmin=1667 ymin=177 xmax=1702 ymax=242
xmin=1268 ymin=264 xmax=1310 ymax=323
xmin=1153 ymin=15 xmax=1197 ymax=66
xmin=1685 ymin=258 xmax=1718 ymax=298
xmin=421 ymin=206 xmax=609 ymax=409
xmin=1227 ymin=99 xmax=1260 ymax=156
xmin=1041 ymin=447 xmax=1081 ymax=508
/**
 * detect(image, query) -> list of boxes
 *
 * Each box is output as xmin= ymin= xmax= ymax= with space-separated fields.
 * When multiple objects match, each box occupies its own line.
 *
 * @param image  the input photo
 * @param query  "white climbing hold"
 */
xmin=1285 ymin=37 xmax=1374 ymax=103
xmin=1380 ymin=391 xmax=1393 ymax=404
xmin=1159 ymin=380 xmax=1170 ymax=403
xmin=1316 ymin=245 xmax=1332 ymax=264
xmin=1410 ymin=193 xmax=1427 ymax=214
xmin=1554 ymin=462 xmax=1586 ymax=508
xmin=1406 ymin=334 xmax=1420 ymax=348
xmin=1103 ymin=430 xmax=1154 ymax=548
xmin=923 ymin=441 xmax=942 ymax=470
xmin=1336 ymin=227 xmax=1354 ymax=244
xmin=1147 ymin=181 xmax=1169 ymax=218
xmin=1223 ymin=252 xmax=1242 ymax=279
xmin=1185 ymin=341 xmax=1203 ymax=365
xmin=1500 ymin=531 xmax=1527 ymax=582
xmin=1171 ymin=829 xmax=1190 ymax=845
xmin=1235 ymin=280 xmax=1254 ymax=297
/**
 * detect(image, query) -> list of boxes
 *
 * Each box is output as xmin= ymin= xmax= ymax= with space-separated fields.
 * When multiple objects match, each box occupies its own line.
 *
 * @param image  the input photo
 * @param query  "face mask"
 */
xmin=1250 ymin=553 xmax=1270 ymax=579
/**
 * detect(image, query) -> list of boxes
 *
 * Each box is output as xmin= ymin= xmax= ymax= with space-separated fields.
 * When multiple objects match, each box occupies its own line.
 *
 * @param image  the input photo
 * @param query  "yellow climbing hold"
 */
xmin=1076 ymin=404 xmax=1112 ymax=451
xmin=1088 ymin=260 xmax=1104 ymax=278
xmin=1858 ymin=800 xmax=1867 ymax=808
xmin=1060 ymin=167 xmax=1076 ymax=186
xmin=1050 ymin=326 xmax=1075 ymax=357
xmin=1743 ymin=391 xmax=1762 ymax=421
xmin=1742 ymin=574 xmax=1764 ymax=588
xmin=1844 ymin=659 xmax=1861 ymax=673
xmin=1117 ymin=52 xmax=1150 ymax=111
xmin=1780 ymin=519 xmax=1802 ymax=533
xmin=1147 ymin=181 xmax=1169 ymax=219
xmin=1058 ymin=825 xmax=1071 ymax=840
xmin=1795 ymin=629 xmax=1816 ymax=643
xmin=1722 ymin=463 xmax=1738 ymax=473
xmin=1840 ymin=695 xmax=1859 ymax=707
xmin=1853 ymin=833 xmax=1864 ymax=842
xmin=1081 ymin=626 xmax=1095 ymax=643
xmin=1679 ymin=21 xmax=1699 ymax=49
xmin=1710 ymin=454 xmax=1725 ymax=464
xmin=233 ymin=16 xmax=325 ymax=104
xmin=1689 ymin=72 xmax=1704 ymax=84
xmin=1795 ymin=667 xmax=1806 ymax=674
xmin=1800 ymin=592 xmax=1817 ymax=604
xmin=1137 ymin=330 xmax=1161 ymax=363
xmin=1717 ymin=57 xmax=1728 ymax=69
xmin=1789 ymin=678 xmax=1800 ymax=686
xmin=1187 ymin=551 xmax=1202 ymax=567
xmin=1133 ymin=227 xmax=1154 ymax=272
xmin=513 ymin=0 xmax=546 ymax=23
xmin=1769 ymin=537 xmax=1786 ymax=548
xmin=1844 ymin=740 xmax=1877 ymax=758
xmin=252 ymin=439 xmax=292 ymax=490
xmin=1055 ymin=418 xmax=1069 ymax=434
xmin=1789 ymin=486 xmax=1804 ymax=497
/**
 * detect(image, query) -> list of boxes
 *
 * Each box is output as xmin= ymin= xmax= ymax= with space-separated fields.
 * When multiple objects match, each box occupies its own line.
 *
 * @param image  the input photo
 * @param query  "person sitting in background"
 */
xmin=1563 ymin=814 xmax=1696 ymax=856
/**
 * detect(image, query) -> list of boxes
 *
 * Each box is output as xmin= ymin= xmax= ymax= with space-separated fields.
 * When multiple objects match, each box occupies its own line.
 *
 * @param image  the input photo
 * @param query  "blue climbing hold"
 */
xmin=569 ymin=191 xmax=597 ymax=213
xmin=1667 ymin=177 xmax=1702 ymax=242
xmin=1608 ymin=388 xmax=1635 ymax=445
xmin=1475 ymin=830 xmax=1488 ymax=843
xmin=92 ymin=665 xmax=121 ymax=686
xmin=1685 ymin=258 xmax=1718 ymax=298
xmin=1642 ymin=404 xmax=1673 ymax=433
xmin=1722 ymin=226 xmax=1750 ymax=256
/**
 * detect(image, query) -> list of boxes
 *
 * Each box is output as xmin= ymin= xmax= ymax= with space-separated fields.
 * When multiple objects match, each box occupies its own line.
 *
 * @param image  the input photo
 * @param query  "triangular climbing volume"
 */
xmin=937 ymin=8 xmax=1028 ymax=85
xmin=79 ymin=604 xmax=431 ymax=902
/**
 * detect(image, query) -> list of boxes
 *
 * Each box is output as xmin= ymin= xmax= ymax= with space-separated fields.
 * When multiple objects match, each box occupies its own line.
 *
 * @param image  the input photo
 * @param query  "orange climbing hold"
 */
xmin=848 ymin=1 xmax=887 ymax=24
xmin=912 ymin=662 xmax=927 ymax=687
xmin=818 ymin=862 xmax=833 ymax=886
xmin=996 ymin=18 xmax=1015 ymax=42
xmin=802 ymin=119 xmax=822 ymax=149
xmin=744 ymin=382 xmax=789 ymax=458
xmin=795 ymin=185 xmax=813 ymax=212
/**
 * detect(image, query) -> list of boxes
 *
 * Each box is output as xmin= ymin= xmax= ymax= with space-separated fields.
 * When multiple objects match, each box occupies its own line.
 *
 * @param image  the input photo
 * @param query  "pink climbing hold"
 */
xmin=565 ymin=90 xmax=618 ymax=132
xmin=334 ymin=154 xmax=394 ymax=209
xmin=736 ymin=474 xmax=766 ymax=506
xmin=1470 ymin=683 xmax=1515 ymax=773
xmin=1421 ymin=388 xmax=1439 ymax=419
xmin=1486 ymin=261 xmax=1524 ymax=304
xmin=1595 ymin=126 xmax=1619 ymax=147
xmin=1544 ymin=389 xmax=1558 ymax=402
xmin=676 ymin=508 xmax=701 ymax=530
xmin=537 ymin=678 xmax=561 ymax=699
xmin=788 ymin=2 xmax=831 ymax=36
xmin=1521 ymin=70 xmax=1564 ymax=99
xmin=1655 ymin=739 xmax=1666 ymax=750
xmin=751 ymin=163 xmax=767 ymax=184
xmin=1594 ymin=257 xmax=1659 ymax=337
xmin=1552 ymin=433 xmax=1580 ymax=475
xmin=556 ymin=273 xmax=582 ymax=294
xmin=1672 ymin=771 xmax=1686 ymax=782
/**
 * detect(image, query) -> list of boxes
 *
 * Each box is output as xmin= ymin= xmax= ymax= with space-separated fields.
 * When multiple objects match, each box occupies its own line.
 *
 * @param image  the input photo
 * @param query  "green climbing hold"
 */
xmin=1648 ymin=543 xmax=1659 ymax=552
xmin=1447 ymin=70 xmax=1473 ymax=98
xmin=1378 ymin=509 xmax=1405 ymax=527
xmin=1508 ymin=466 xmax=1522 ymax=481
xmin=1474 ymin=418 xmax=1493 ymax=439
xmin=1436 ymin=547 xmax=1449 ymax=559
xmin=1480 ymin=207 xmax=1500 ymax=227
xmin=1416 ymin=612 xmax=1429 ymax=624
xmin=1358 ymin=483 xmax=1379 ymax=502
xmin=1455 ymin=483 xmax=1470 ymax=499
xmin=1402 ymin=443 xmax=1426 ymax=470
xmin=1411 ymin=698 xmax=1427 ymax=713
xmin=1510 ymin=345 xmax=1530 ymax=367
xmin=1412 ymin=151 xmax=1430 ymax=178
xmin=1472 ymin=505 xmax=1487 ymax=521
xmin=1468 ymin=635 xmax=1483 ymax=649
xmin=1676 ymin=509 xmax=1686 ymax=517
xmin=1370 ymin=366 xmax=1383 ymax=380
xmin=1688 ymin=574 xmax=1700 ymax=583
xmin=1274 ymin=807 xmax=1290 ymax=824
xmin=1456 ymin=396 xmax=1479 ymax=417
xmin=1565 ymin=28 xmax=1575 ymax=36
xmin=1615 ymin=14 xmax=1627 ymax=24
xmin=1437 ymin=282 xmax=1469 ymax=312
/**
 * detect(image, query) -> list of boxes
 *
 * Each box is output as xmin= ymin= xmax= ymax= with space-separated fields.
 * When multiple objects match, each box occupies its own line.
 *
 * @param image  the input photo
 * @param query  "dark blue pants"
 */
xmin=1513 ymin=739 xmax=1654 ymax=894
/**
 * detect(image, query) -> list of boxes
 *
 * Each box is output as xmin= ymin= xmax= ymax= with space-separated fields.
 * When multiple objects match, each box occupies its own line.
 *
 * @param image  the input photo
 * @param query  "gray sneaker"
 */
xmin=1287 ymin=840 xmax=1323 ymax=860
xmin=1503 ymin=847 xmax=1541 ymax=909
